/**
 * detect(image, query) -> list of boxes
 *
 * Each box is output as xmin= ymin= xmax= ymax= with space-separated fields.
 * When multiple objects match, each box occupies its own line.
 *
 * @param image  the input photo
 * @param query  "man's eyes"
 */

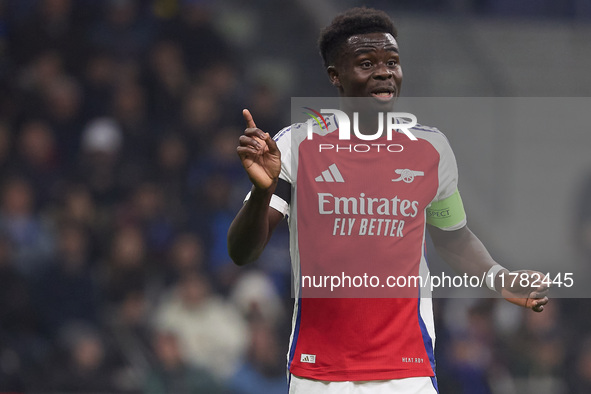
xmin=358 ymin=59 xmax=398 ymax=68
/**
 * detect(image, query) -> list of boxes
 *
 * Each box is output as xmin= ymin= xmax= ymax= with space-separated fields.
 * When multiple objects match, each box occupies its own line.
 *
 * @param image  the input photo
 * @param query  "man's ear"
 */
xmin=327 ymin=66 xmax=341 ymax=87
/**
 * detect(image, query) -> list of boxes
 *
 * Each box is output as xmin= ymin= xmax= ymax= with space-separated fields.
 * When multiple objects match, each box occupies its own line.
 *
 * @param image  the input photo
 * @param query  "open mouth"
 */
xmin=370 ymin=89 xmax=395 ymax=100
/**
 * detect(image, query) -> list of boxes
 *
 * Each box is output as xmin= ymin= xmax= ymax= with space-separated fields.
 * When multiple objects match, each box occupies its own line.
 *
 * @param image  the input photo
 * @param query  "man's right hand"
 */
xmin=237 ymin=109 xmax=281 ymax=190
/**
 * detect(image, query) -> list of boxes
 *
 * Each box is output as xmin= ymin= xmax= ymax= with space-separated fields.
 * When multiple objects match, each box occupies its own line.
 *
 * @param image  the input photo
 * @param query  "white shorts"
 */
xmin=288 ymin=374 xmax=438 ymax=394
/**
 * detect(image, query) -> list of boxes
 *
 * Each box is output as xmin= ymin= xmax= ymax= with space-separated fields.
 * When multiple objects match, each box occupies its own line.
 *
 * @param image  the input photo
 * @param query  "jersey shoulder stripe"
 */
xmin=411 ymin=123 xmax=442 ymax=134
xmin=274 ymin=125 xmax=291 ymax=142
xmin=411 ymin=124 xmax=450 ymax=146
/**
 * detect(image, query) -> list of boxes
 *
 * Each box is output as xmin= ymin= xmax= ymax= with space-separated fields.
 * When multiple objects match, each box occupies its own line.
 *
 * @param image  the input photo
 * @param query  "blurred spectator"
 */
xmin=49 ymin=182 xmax=113 ymax=266
xmin=0 ymin=233 xmax=37 ymax=338
xmin=58 ymin=184 xmax=97 ymax=226
xmin=12 ymin=119 xmax=62 ymax=206
xmin=188 ymin=126 xmax=247 ymax=191
xmin=230 ymin=270 xmax=284 ymax=325
xmin=187 ymin=127 xmax=250 ymax=285
xmin=197 ymin=60 xmax=245 ymax=118
xmin=0 ymin=346 xmax=27 ymax=392
xmin=442 ymin=300 xmax=496 ymax=394
xmin=101 ymin=224 xmax=154 ymax=307
xmin=152 ymin=132 xmax=191 ymax=220
xmin=0 ymin=0 xmax=8 ymax=72
xmin=39 ymin=321 xmax=120 ymax=392
xmin=90 ymin=0 xmax=155 ymax=61
xmin=118 ymin=182 xmax=176 ymax=258
xmin=153 ymin=269 xmax=248 ymax=379
xmin=144 ymin=40 xmax=189 ymax=128
xmin=162 ymin=231 xmax=206 ymax=287
xmin=0 ymin=176 xmax=54 ymax=277
xmin=229 ymin=319 xmax=287 ymax=394
xmin=502 ymin=300 xmax=568 ymax=394
xmin=112 ymin=81 xmax=150 ymax=147
xmin=111 ymin=80 xmax=155 ymax=188
xmin=246 ymin=83 xmax=287 ymax=134
xmin=179 ymin=84 xmax=224 ymax=154
xmin=105 ymin=289 xmax=154 ymax=392
xmin=53 ymin=183 xmax=102 ymax=236
xmin=158 ymin=0 xmax=231 ymax=74
xmin=16 ymin=50 xmax=65 ymax=120
xmin=570 ymin=336 xmax=591 ymax=394
xmin=0 ymin=121 xmax=12 ymax=176
xmin=75 ymin=117 xmax=124 ymax=206
xmin=0 ymin=232 xmax=40 ymax=391
xmin=144 ymin=329 xmax=227 ymax=394
xmin=110 ymin=290 xmax=152 ymax=353
xmin=43 ymin=76 xmax=85 ymax=163
xmin=34 ymin=221 xmax=99 ymax=337
xmin=192 ymin=173 xmax=240 ymax=288
xmin=8 ymin=0 xmax=90 ymax=73
xmin=81 ymin=51 xmax=118 ymax=119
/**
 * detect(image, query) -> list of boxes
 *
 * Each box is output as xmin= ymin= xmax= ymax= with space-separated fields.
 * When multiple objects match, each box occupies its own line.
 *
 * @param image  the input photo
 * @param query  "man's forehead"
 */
xmin=345 ymin=32 xmax=398 ymax=51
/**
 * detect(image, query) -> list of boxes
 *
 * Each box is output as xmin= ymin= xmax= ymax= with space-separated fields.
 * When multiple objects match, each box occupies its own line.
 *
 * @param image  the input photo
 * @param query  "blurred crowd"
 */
xmin=0 ymin=1 xmax=589 ymax=393
xmin=0 ymin=0 xmax=290 ymax=392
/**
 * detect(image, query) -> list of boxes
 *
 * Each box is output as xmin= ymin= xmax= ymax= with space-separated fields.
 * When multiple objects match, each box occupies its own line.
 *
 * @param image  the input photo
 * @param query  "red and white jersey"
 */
xmin=259 ymin=115 xmax=466 ymax=382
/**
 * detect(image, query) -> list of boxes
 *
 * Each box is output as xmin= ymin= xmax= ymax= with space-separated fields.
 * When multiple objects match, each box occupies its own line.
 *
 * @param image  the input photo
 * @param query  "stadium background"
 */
xmin=0 ymin=0 xmax=590 ymax=393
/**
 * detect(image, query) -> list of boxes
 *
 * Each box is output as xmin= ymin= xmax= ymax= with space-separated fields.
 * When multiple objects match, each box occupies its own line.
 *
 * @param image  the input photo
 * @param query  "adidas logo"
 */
xmin=315 ymin=163 xmax=344 ymax=182
xmin=300 ymin=354 xmax=316 ymax=363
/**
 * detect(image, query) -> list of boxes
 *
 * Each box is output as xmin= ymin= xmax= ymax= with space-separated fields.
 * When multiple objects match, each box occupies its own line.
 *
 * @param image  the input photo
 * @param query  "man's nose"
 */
xmin=373 ymin=63 xmax=393 ymax=79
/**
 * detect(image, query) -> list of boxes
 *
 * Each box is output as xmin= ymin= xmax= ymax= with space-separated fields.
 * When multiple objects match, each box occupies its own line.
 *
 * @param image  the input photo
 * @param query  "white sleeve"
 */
xmin=434 ymin=133 xmax=459 ymax=202
xmin=426 ymin=131 xmax=467 ymax=230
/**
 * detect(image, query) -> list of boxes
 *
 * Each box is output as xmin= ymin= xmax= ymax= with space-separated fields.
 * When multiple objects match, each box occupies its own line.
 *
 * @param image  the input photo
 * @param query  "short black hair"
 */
xmin=318 ymin=7 xmax=397 ymax=68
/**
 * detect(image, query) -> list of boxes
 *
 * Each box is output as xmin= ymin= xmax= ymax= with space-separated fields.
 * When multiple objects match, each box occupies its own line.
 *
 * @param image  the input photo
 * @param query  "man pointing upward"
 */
xmin=228 ymin=7 xmax=548 ymax=394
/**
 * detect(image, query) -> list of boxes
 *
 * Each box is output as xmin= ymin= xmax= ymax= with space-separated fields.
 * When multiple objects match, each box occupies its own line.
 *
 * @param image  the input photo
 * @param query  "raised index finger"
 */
xmin=243 ymin=109 xmax=257 ymax=129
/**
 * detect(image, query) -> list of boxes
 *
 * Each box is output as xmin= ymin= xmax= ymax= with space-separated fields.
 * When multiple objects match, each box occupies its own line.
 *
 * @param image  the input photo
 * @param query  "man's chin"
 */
xmin=368 ymin=95 xmax=397 ymax=111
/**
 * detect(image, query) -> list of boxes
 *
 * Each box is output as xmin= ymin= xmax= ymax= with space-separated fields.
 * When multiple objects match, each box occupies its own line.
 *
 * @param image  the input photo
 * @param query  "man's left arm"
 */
xmin=427 ymin=224 xmax=549 ymax=312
